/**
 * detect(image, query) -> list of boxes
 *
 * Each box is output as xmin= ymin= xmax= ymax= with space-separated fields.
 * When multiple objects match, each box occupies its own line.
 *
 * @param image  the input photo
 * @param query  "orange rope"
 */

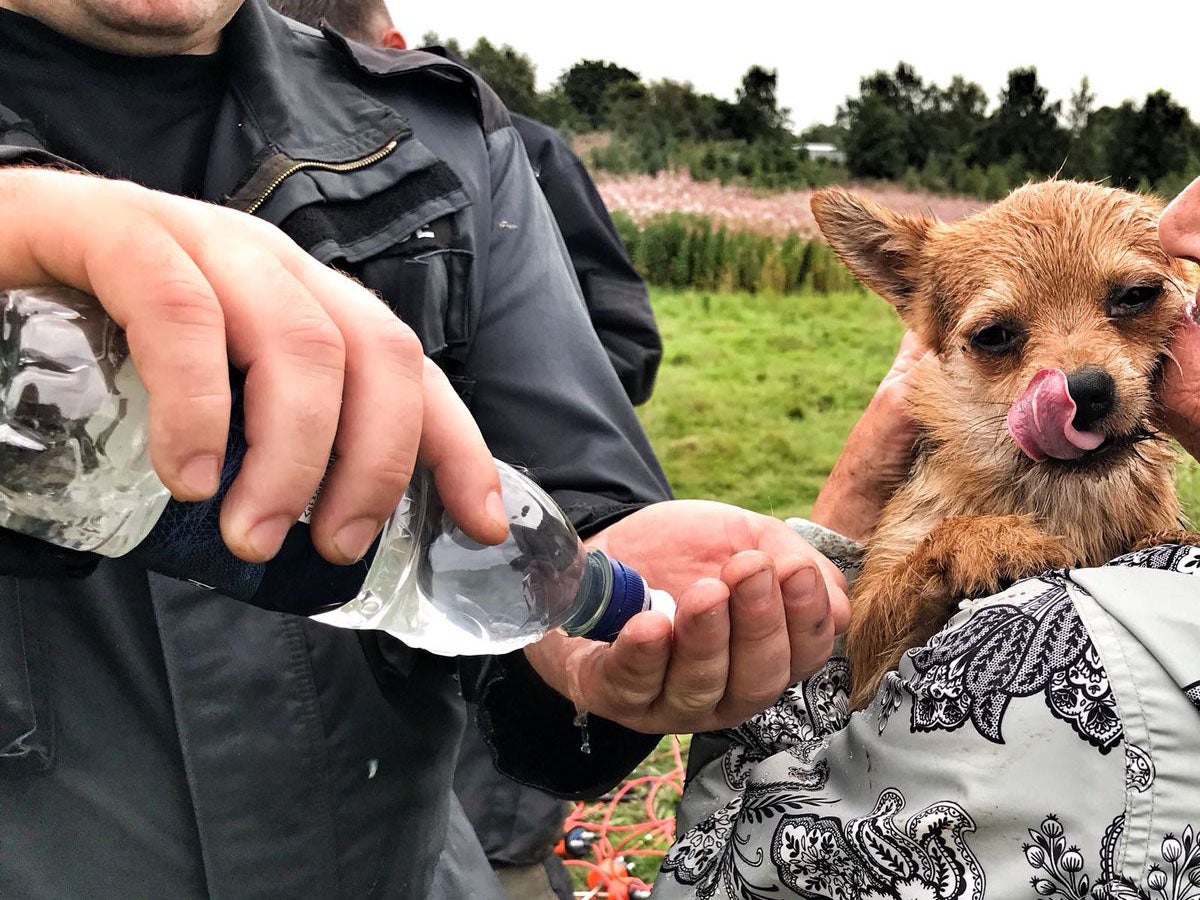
xmin=556 ymin=736 xmax=686 ymax=899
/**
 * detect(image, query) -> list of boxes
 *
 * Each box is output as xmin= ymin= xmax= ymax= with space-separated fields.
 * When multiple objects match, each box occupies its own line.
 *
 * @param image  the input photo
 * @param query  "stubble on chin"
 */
xmin=0 ymin=0 xmax=236 ymax=54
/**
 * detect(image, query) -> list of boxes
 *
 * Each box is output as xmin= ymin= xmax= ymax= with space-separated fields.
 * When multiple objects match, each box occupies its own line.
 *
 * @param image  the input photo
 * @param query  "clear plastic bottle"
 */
xmin=0 ymin=286 xmax=673 ymax=651
xmin=312 ymin=460 xmax=676 ymax=655
xmin=0 ymin=287 xmax=169 ymax=556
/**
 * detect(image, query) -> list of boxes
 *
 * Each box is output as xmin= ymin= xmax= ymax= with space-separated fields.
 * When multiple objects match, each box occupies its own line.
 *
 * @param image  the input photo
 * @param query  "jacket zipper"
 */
xmin=243 ymin=139 xmax=399 ymax=216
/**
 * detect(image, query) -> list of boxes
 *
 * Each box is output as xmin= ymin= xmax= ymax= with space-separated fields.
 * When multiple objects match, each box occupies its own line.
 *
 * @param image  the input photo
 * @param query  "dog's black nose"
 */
xmin=1066 ymin=366 xmax=1116 ymax=430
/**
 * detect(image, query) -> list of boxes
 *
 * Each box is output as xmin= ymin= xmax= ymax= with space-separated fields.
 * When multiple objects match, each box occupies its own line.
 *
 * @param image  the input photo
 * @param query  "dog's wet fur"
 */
xmin=812 ymin=181 xmax=1195 ymax=708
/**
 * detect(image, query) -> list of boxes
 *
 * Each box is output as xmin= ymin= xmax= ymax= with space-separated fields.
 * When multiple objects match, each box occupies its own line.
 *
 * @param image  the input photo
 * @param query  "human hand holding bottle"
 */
xmin=0 ymin=169 xmax=506 ymax=565
xmin=523 ymin=500 xmax=849 ymax=734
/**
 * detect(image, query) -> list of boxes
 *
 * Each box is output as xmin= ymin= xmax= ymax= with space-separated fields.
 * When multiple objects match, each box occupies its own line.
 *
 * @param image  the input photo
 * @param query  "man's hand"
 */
xmin=523 ymin=500 xmax=849 ymax=734
xmin=0 ymin=169 xmax=506 ymax=563
xmin=1157 ymin=307 xmax=1200 ymax=458
xmin=1158 ymin=177 xmax=1200 ymax=459
xmin=810 ymin=330 xmax=928 ymax=541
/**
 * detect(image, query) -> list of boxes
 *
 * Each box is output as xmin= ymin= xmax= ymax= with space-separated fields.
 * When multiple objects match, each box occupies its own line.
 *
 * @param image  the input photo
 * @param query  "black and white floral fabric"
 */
xmin=654 ymin=546 xmax=1200 ymax=900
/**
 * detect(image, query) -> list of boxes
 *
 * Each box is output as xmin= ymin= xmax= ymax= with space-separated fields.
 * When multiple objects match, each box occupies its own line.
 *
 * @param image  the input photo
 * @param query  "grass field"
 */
xmin=637 ymin=286 xmax=1200 ymax=520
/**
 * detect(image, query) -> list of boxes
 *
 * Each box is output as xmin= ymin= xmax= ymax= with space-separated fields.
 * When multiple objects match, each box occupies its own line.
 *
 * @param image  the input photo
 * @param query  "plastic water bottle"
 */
xmin=312 ymin=458 xmax=676 ymax=655
xmin=0 ymin=286 xmax=674 ymax=652
xmin=0 ymin=287 xmax=169 ymax=556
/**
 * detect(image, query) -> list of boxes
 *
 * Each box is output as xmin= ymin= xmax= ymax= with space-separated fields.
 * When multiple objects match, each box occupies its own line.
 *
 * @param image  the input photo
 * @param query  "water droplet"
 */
xmin=573 ymin=708 xmax=591 ymax=755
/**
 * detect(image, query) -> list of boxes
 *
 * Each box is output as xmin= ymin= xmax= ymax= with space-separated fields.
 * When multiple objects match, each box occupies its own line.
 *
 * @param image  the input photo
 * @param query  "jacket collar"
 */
xmin=0 ymin=2 xmax=412 ymax=169
xmin=221 ymin=0 xmax=409 ymax=164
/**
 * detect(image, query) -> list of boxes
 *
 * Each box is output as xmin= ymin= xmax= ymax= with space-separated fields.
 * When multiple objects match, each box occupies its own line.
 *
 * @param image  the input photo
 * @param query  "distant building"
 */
xmin=802 ymin=142 xmax=846 ymax=164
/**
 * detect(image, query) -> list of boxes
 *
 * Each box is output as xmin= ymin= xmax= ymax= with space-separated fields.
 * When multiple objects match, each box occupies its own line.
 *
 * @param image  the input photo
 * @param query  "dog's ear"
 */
xmin=811 ymin=189 xmax=933 ymax=318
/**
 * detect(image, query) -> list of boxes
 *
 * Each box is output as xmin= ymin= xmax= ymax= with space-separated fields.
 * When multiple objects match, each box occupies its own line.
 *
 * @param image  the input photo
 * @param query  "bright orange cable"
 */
xmin=559 ymin=736 xmax=685 ymax=898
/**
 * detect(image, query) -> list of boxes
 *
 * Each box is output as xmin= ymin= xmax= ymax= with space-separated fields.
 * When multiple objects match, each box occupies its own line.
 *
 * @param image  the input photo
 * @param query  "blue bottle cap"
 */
xmin=582 ymin=557 xmax=647 ymax=642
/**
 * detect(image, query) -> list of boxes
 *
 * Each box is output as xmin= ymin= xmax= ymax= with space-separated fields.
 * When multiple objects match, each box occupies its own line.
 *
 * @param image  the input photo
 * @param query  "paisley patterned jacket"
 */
xmin=654 ymin=542 xmax=1200 ymax=900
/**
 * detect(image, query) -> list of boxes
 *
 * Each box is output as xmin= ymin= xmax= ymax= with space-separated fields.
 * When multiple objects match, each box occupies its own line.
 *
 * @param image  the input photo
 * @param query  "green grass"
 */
xmin=637 ymin=286 xmax=1200 ymax=521
xmin=637 ymin=287 xmax=905 ymax=518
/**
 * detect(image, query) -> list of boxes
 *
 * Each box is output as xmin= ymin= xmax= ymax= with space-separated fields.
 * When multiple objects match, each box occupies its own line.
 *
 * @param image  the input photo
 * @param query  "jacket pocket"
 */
xmin=0 ymin=581 xmax=54 ymax=776
xmin=352 ymin=216 xmax=477 ymax=398
xmin=374 ymin=246 xmax=474 ymax=358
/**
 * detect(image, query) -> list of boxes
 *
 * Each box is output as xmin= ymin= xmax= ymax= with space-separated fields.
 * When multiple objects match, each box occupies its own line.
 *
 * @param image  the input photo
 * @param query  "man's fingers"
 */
xmin=780 ymin=562 xmax=838 ymax=680
xmin=201 ymin=255 xmax=345 ymax=561
xmin=2 ymin=171 xmax=503 ymax=565
xmin=716 ymin=551 xmax=792 ymax=723
xmin=416 ymin=361 xmax=507 ymax=546
xmin=583 ymin=612 xmax=672 ymax=726
xmin=84 ymin=218 xmax=231 ymax=501
xmin=300 ymin=264 xmax=432 ymax=562
xmin=1159 ymin=177 xmax=1200 ymax=262
xmin=755 ymin=520 xmax=848 ymax=596
xmin=658 ymin=577 xmax=731 ymax=720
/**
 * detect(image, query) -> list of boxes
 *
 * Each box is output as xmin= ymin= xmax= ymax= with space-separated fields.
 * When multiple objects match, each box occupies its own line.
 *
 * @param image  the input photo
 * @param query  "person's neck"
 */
xmin=0 ymin=1 xmax=226 ymax=56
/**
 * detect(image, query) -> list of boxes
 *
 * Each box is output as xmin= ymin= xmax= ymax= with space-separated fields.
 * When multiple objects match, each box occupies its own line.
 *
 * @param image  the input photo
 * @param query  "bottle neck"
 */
xmin=561 ymin=550 xmax=651 ymax=642
xmin=560 ymin=549 xmax=614 ymax=637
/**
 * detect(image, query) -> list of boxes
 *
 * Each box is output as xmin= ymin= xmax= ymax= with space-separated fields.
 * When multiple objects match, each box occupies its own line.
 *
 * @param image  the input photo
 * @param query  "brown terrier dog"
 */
xmin=811 ymin=180 xmax=1195 ymax=708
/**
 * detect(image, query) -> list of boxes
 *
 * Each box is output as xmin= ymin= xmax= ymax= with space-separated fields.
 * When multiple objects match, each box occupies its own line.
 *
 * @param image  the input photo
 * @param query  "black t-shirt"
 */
xmin=0 ymin=8 xmax=227 ymax=197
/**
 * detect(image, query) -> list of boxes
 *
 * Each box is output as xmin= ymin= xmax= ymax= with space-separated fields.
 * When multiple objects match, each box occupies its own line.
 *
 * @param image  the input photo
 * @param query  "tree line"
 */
xmin=429 ymin=33 xmax=1199 ymax=199
xmin=826 ymin=64 xmax=1197 ymax=199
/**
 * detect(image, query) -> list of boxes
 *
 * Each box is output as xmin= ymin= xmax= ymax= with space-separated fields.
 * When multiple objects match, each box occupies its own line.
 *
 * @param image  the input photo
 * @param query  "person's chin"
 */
xmin=83 ymin=0 xmax=237 ymax=52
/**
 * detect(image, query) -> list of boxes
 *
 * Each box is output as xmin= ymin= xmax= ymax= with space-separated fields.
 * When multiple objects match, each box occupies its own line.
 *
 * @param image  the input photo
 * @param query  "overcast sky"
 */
xmin=386 ymin=0 xmax=1200 ymax=130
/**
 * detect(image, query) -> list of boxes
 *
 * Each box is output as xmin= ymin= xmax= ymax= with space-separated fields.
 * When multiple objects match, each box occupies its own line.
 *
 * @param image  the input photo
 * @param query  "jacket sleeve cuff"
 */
xmin=472 ymin=649 xmax=661 ymax=799
xmin=556 ymin=496 xmax=658 ymax=540
xmin=785 ymin=517 xmax=865 ymax=584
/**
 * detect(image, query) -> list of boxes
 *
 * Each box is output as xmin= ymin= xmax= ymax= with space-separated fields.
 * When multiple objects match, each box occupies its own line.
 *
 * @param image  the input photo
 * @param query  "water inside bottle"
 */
xmin=0 ymin=288 xmax=169 ymax=555
xmin=318 ymin=463 xmax=588 ymax=655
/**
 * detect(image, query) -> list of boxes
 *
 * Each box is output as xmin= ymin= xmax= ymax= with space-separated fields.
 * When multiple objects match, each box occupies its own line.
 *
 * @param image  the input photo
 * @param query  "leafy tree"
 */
xmin=460 ymin=37 xmax=540 ymax=117
xmin=837 ymin=63 xmax=938 ymax=177
xmin=1062 ymin=76 xmax=1102 ymax=178
xmin=842 ymin=94 xmax=909 ymax=179
xmin=1105 ymin=90 xmax=1195 ymax=188
xmin=979 ymin=67 xmax=1068 ymax=174
xmin=926 ymin=76 xmax=988 ymax=163
xmin=532 ymin=85 xmax=573 ymax=130
xmin=731 ymin=66 xmax=789 ymax=142
xmin=1067 ymin=76 xmax=1095 ymax=138
xmin=648 ymin=79 xmax=721 ymax=142
xmin=798 ymin=122 xmax=846 ymax=147
xmin=559 ymin=59 xmax=641 ymax=129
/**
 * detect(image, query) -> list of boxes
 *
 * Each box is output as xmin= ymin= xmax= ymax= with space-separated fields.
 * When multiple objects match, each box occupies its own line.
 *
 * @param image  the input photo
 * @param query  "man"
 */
xmin=0 ymin=2 xmax=846 ymax=897
xmin=264 ymin=3 xmax=661 ymax=896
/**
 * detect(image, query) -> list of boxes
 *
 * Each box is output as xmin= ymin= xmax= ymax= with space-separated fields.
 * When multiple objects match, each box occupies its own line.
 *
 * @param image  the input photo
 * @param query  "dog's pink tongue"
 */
xmin=1007 ymin=368 xmax=1106 ymax=462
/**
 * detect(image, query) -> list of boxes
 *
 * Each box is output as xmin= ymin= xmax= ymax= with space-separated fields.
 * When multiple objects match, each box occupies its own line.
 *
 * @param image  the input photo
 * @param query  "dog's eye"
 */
xmin=970 ymin=324 xmax=1023 ymax=354
xmin=1107 ymin=284 xmax=1163 ymax=318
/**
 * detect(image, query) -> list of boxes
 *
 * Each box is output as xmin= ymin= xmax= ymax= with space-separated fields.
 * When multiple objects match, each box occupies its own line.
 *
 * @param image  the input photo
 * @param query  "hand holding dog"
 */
xmin=523 ymin=500 xmax=849 ymax=734
xmin=1158 ymin=176 xmax=1200 ymax=459
xmin=810 ymin=330 xmax=929 ymax=541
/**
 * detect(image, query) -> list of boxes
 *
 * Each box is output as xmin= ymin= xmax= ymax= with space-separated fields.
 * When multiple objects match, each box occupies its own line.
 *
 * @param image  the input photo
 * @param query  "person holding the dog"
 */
xmin=653 ymin=178 xmax=1200 ymax=900
xmin=0 ymin=2 xmax=853 ymax=897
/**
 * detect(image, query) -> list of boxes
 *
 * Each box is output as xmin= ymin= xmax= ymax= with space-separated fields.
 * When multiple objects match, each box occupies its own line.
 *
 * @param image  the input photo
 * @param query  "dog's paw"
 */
xmin=914 ymin=514 xmax=1074 ymax=601
xmin=845 ymin=516 xmax=1073 ymax=709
